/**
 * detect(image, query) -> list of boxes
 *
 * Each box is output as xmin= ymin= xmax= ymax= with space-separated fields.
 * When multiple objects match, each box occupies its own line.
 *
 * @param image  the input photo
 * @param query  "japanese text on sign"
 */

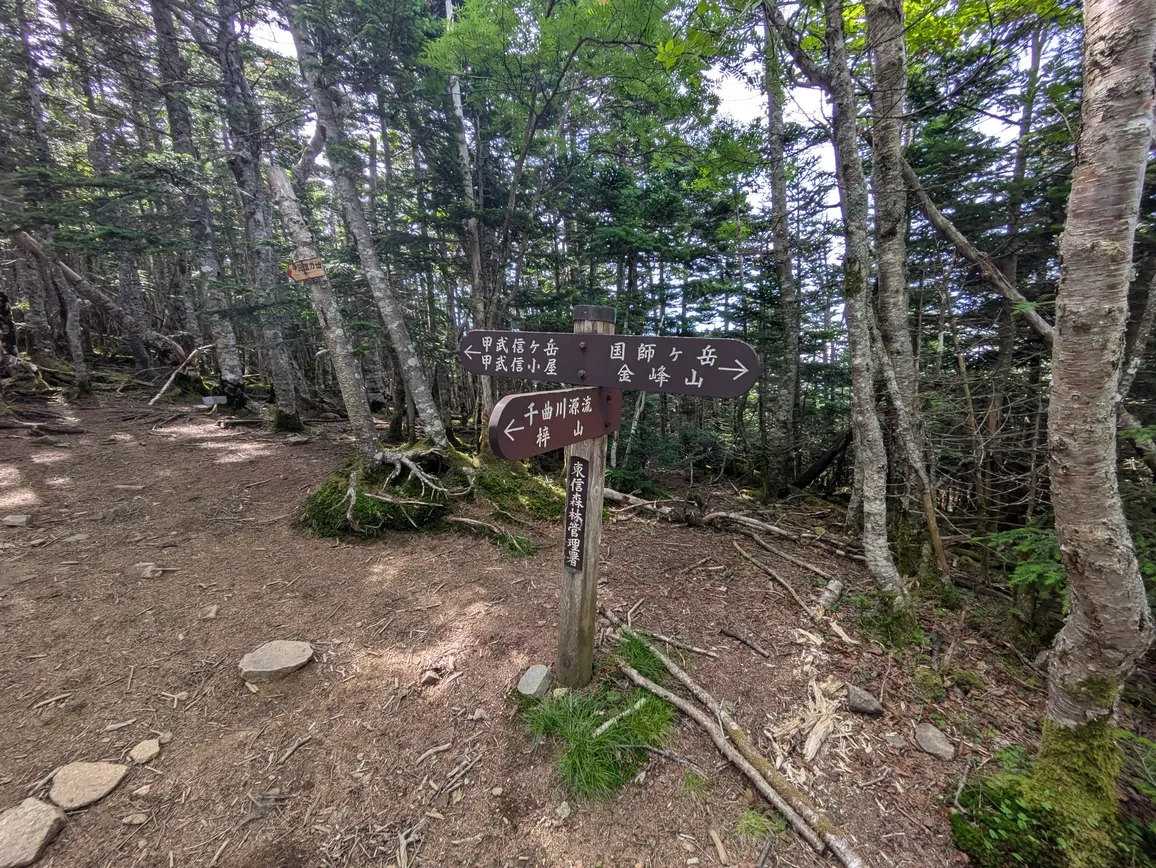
xmin=488 ymin=387 xmax=622 ymax=460
xmin=459 ymin=331 xmax=760 ymax=398
xmin=564 ymin=456 xmax=589 ymax=571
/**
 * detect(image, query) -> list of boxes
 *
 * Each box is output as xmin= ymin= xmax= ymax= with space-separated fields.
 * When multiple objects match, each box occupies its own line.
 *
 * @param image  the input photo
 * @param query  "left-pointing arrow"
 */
xmin=719 ymin=359 xmax=749 ymax=380
xmin=503 ymin=419 xmax=526 ymax=440
xmin=463 ymin=346 xmax=480 ymax=358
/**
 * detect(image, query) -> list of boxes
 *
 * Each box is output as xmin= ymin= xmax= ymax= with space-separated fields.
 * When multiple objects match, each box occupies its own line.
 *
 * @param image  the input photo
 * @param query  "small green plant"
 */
xmin=497 ymin=532 xmax=536 ymax=557
xmin=682 ymin=771 xmax=707 ymax=795
xmin=618 ymin=630 xmax=667 ymax=681
xmin=995 ymin=744 xmax=1030 ymax=774
xmin=523 ymin=685 xmax=674 ymax=799
xmin=734 ymin=809 xmax=785 ymax=843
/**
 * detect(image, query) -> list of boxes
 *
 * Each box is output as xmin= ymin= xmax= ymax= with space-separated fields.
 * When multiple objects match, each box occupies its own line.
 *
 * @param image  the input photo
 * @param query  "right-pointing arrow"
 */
xmin=719 ymin=359 xmax=749 ymax=380
xmin=503 ymin=419 xmax=526 ymax=440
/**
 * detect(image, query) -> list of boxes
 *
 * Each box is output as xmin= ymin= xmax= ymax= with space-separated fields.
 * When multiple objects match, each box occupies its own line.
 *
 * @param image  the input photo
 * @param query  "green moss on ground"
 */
xmin=853 ymin=590 xmax=924 ymax=648
xmin=951 ymin=718 xmax=1154 ymax=868
xmin=477 ymin=460 xmax=565 ymax=521
xmin=299 ymin=456 xmax=455 ymax=538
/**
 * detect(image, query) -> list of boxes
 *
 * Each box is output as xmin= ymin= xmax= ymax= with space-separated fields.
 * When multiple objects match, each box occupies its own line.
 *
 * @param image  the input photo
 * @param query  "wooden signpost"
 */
xmin=287 ymin=257 xmax=325 ymax=282
xmin=461 ymin=305 xmax=760 ymax=687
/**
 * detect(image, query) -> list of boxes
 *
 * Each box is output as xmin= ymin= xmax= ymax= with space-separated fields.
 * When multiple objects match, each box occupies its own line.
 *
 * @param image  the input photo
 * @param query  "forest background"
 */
xmin=2 ymin=0 xmax=1155 ymax=862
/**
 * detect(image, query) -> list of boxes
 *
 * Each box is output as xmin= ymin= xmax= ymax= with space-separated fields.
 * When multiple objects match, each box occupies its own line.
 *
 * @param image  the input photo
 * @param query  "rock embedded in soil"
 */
xmin=517 ymin=665 xmax=552 ymax=699
xmin=123 ymin=563 xmax=162 ymax=579
xmin=121 ymin=813 xmax=148 ymax=826
xmin=238 ymin=640 xmax=314 ymax=684
xmin=2 ymin=515 xmax=30 ymax=528
xmin=129 ymin=739 xmax=161 ymax=764
xmin=0 ymin=798 xmax=66 ymax=868
xmin=884 ymin=732 xmax=907 ymax=750
xmin=60 ymin=534 xmax=89 ymax=544
xmin=845 ymin=683 xmax=883 ymax=716
xmin=49 ymin=762 xmax=129 ymax=810
xmin=914 ymin=723 xmax=955 ymax=760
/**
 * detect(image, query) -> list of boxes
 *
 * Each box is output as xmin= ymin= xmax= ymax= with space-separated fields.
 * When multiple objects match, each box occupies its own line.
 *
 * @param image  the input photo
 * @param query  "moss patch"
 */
xmin=853 ymin=590 xmax=924 ymax=648
xmin=913 ymin=666 xmax=947 ymax=702
xmin=299 ymin=456 xmax=454 ymax=538
xmin=477 ymin=460 xmax=565 ymax=521
xmin=952 ymin=719 xmax=1147 ymax=868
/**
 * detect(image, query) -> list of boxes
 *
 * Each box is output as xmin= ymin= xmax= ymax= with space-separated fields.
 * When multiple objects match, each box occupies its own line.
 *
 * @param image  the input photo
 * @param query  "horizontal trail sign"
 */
xmin=488 ymin=386 xmax=622 ymax=461
xmin=460 ymin=331 xmax=761 ymax=398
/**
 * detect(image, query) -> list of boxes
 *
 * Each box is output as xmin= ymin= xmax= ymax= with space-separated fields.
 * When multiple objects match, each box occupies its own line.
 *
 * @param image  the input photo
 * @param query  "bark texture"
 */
xmin=1045 ymin=0 xmax=1156 ymax=730
xmin=821 ymin=0 xmax=905 ymax=599
xmin=267 ymin=164 xmax=379 ymax=459
xmin=761 ymin=9 xmax=799 ymax=496
xmin=285 ymin=0 xmax=447 ymax=448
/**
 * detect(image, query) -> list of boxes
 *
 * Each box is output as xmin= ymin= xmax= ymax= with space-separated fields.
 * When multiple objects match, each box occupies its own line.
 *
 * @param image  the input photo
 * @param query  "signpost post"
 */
xmin=458 ymin=306 xmax=760 ymax=688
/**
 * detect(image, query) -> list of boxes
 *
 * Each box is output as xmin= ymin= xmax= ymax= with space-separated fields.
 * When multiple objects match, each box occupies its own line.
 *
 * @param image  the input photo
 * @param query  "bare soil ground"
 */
xmin=0 ymin=395 xmax=1042 ymax=867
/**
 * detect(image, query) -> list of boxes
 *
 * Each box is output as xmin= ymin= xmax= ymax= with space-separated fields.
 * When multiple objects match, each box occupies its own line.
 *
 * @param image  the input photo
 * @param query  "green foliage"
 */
xmin=734 ymin=808 xmax=786 ymax=843
xmin=606 ymin=467 xmax=672 ymax=500
xmin=618 ymin=630 xmax=667 ymax=682
xmin=497 ymin=532 xmax=537 ymax=557
xmin=913 ymin=666 xmax=947 ymax=702
xmin=853 ymin=592 xmax=924 ymax=648
xmin=524 ymin=686 xmax=674 ymax=799
xmin=682 ymin=771 xmax=707 ymax=794
xmin=476 ymin=461 xmax=565 ymax=522
xmin=984 ymin=525 xmax=1068 ymax=605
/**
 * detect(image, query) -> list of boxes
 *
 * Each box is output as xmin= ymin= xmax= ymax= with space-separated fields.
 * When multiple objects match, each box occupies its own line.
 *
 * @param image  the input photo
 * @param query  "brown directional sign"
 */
xmin=459 ymin=331 xmax=760 ymax=398
xmin=488 ymin=386 xmax=623 ymax=460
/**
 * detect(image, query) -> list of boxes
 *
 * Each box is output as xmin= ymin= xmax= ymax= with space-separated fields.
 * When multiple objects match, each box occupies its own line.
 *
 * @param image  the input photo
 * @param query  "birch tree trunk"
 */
xmin=821 ymin=0 xmax=906 ymax=601
xmin=284 ymin=0 xmax=448 ymax=449
xmin=267 ymin=165 xmax=379 ymax=459
xmin=150 ymin=0 xmax=245 ymax=402
xmin=217 ymin=0 xmax=301 ymax=430
xmin=761 ymin=9 xmax=799 ymax=498
xmin=1036 ymin=0 xmax=1156 ymax=857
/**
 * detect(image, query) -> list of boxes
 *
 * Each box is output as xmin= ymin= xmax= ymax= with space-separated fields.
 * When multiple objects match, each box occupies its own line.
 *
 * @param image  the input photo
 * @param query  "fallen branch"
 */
xmin=734 ymin=542 xmax=859 ymax=646
xmin=593 ymin=696 xmax=648 ymax=738
xmin=640 ymin=630 xmax=719 ymax=659
xmin=736 ymin=528 xmax=837 ymax=582
xmin=704 ymin=511 xmax=866 ymax=563
xmin=149 ymin=344 xmax=212 ymax=406
xmin=612 ymin=628 xmax=866 ymax=868
xmin=619 ymin=661 xmax=824 ymax=852
xmin=720 ymin=627 xmax=770 ymax=658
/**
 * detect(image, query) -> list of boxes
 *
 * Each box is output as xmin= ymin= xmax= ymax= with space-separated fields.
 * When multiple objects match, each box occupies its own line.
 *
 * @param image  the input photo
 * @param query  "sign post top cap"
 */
xmin=572 ymin=305 xmax=616 ymax=324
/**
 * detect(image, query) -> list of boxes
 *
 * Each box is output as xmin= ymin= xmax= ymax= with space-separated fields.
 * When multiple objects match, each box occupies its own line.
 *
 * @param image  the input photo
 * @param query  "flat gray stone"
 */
xmin=0 ymin=799 xmax=65 ymax=868
xmin=516 ymin=665 xmax=552 ymax=698
xmin=914 ymin=722 xmax=955 ymax=761
xmin=845 ymin=683 xmax=883 ymax=716
xmin=129 ymin=739 xmax=160 ymax=765
xmin=61 ymin=534 xmax=89 ymax=544
xmin=2 ymin=516 xmax=30 ymax=528
xmin=884 ymin=732 xmax=907 ymax=749
xmin=239 ymin=640 xmax=313 ymax=684
xmin=123 ymin=563 xmax=162 ymax=579
xmin=49 ymin=762 xmax=129 ymax=810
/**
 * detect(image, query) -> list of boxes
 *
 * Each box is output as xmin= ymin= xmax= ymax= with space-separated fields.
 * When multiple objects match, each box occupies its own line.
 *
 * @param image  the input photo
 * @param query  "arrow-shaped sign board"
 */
xmin=488 ymin=386 xmax=623 ymax=461
xmin=459 ymin=331 xmax=760 ymax=399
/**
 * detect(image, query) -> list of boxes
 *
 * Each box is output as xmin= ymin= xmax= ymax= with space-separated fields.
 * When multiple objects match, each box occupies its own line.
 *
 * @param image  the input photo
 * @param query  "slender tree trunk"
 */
xmin=1038 ymin=0 xmax=1156 ymax=858
xmin=820 ymin=0 xmax=906 ymax=600
xmin=762 ymin=8 xmax=799 ymax=498
xmin=217 ymin=0 xmax=300 ymax=429
xmin=267 ymin=165 xmax=378 ymax=459
xmin=285 ymin=0 xmax=447 ymax=448
xmin=151 ymin=0 xmax=245 ymax=401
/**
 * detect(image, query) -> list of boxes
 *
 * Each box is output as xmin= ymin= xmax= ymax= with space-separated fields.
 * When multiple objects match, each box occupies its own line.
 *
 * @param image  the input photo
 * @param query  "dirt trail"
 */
xmin=0 ymin=398 xmax=1000 ymax=867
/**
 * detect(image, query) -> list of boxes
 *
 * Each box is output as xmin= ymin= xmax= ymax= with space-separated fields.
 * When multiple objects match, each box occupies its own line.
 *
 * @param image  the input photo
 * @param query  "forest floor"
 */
xmin=0 ymin=392 xmax=1052 ymax=868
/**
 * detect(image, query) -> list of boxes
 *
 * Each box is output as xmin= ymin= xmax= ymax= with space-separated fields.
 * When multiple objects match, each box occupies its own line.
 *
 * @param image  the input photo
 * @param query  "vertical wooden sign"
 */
xmin=564 ymin=456 xmax=590 ymax=571
xmin=556 ymin=305 xmax=615 ymax=688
